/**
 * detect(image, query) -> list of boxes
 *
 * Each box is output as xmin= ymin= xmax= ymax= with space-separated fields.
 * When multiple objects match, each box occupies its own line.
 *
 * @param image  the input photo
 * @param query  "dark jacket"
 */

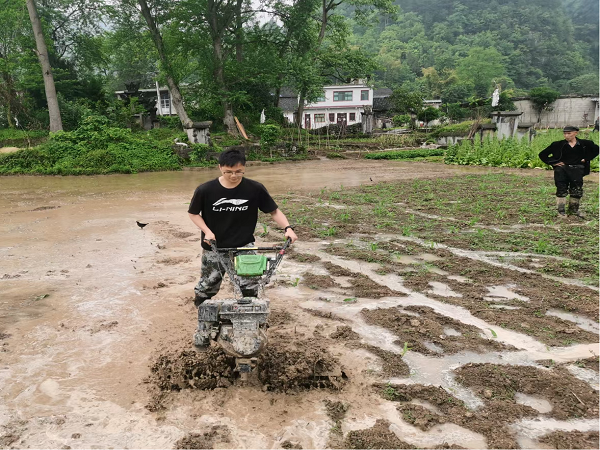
xmin=539 ymin=138 xmax=599 ymax=175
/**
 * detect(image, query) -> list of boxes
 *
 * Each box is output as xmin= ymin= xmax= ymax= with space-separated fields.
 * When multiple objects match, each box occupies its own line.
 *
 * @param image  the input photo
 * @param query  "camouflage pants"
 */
xmin=554 ymin=165 xmax=584 ymax=198
xmin=194 ymin=243 xmax=259 ymax=303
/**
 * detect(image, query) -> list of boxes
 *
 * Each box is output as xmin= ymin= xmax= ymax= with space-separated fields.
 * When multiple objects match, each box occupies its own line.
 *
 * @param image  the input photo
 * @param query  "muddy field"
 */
xmin=0 ymin=160 xmax=598 ymax=449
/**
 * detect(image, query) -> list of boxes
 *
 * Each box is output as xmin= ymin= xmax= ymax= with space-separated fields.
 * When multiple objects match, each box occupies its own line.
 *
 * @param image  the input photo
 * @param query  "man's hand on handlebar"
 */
xmin=284 ymin=228 xmax=298 ymax=244
xmin=203 ymin=230 xmax=216 ymax=244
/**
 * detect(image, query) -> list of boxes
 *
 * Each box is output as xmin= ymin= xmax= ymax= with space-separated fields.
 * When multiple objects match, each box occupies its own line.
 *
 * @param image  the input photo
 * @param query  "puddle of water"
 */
xmin=396 ymin=255 xmax=421 ymax=264
xmin=443 ymin=327 xmax=462 ymax=337
xmin=511 ymin=417 xmax=599 ymax=448
xmin=565 ymin=365 xmax=600 ymax=390
xmin=546 ymin=309 xmax=600 ymax=334
xmin=422 ymin=341 xmax=445 ymax=354
xmin=514 ymin=392 xmax=553 ymax=413
xmin=484 ymin=285 xmax=529 ymax=302
xmin=426 ymin=281 xmax=463 ymax=298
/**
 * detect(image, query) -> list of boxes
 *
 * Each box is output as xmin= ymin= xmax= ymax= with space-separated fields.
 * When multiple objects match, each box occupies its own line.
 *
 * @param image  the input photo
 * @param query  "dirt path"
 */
xmin=0 ymin=160 xmax=598 ymax=449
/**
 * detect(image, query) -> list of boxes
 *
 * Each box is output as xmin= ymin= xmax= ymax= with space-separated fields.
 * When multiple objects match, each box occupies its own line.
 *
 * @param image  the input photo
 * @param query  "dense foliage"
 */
xmin=0 ymin=116 xmax=181 ymax=175
xmin=1 ymin=0 xmax=597 ymax=134
xmin=347 ymin=0 xmax=599 ymax=98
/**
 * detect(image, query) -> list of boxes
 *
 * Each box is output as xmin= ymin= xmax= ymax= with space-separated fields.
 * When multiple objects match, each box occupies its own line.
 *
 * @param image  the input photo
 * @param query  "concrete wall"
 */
xmin=513 ymin=96 xmax=599 ymax=128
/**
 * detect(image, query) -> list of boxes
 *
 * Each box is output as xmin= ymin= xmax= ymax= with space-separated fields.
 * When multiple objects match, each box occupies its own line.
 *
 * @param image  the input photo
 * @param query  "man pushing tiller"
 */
xmin=188 ymin=149 xmax=297 ymax=304
xmin=187 ymin=149 xmax=298 ymax=376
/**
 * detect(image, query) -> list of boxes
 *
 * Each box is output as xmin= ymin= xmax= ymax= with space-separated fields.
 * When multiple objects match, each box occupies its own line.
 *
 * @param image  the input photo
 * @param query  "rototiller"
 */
xmin=194 ymin=239 xmax=291 ymax=379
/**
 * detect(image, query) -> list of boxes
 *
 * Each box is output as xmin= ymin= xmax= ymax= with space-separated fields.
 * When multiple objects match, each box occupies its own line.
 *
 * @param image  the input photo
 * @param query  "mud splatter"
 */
xmin=359 ymin=344 xmax=410 ymax=377
xmin=173 ymin=425 xmax=231 ymax=449
xmin=258 ymin=336 xmax=347 ymax=391
xmin=302 ymin=272 xmax=339 ymax=289
xmin=342 ymin=419 xmax=413 ymax=449
xmin=148 ymin=346 xmax=235 ymax=393
xmin=288 ymin=252 xmax=321 ymax=263
xmin=329 ymin=326 xmax=360 ymax=340
xmin=157 ymin=257 xmax=192 ymax=265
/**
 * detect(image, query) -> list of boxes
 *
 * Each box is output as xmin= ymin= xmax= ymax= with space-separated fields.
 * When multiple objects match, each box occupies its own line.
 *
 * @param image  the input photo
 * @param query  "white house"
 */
xmin=114 ymin=86 xmax=176 ymax=116
xmin=281 ymin=81 xmax=374 ymax=129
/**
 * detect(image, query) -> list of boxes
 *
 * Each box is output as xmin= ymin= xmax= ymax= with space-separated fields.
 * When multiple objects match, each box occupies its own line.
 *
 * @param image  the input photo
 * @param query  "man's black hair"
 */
xmin=219 ymin=149 xmax=246 ymax=167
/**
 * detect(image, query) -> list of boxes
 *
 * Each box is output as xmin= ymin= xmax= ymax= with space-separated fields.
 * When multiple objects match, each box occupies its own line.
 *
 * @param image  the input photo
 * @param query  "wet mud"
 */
xmin=538 ymin=430 xmax=599 ymax=449
xmin=342 ymin=419 xmax=413 ymax=449
xmin=361 ymin=305 xmax=513 ymax=355
xmin=1 ymin=163 xmax=598 ymax=449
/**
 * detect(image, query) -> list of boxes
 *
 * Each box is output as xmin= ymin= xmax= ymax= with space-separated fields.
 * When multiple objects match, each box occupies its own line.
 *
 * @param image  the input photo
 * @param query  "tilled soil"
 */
xmin=1 ymin=163 xmax=598 ymax=449
xmin=539 ymin=430 xmax=599 ymax=449
xmin=361 ymin=305 xmax=514 ymax=355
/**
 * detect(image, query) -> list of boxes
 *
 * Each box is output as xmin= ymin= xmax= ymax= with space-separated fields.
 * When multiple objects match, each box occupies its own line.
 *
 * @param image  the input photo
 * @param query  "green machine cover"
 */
xmin=235 ymin=254 xmax=268 ymax=276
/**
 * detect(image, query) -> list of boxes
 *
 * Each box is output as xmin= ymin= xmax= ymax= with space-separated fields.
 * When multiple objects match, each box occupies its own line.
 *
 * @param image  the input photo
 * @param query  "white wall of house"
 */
xmin=114 ymin=88 xmax=176 ymax=116
xmin=283 ymin=84 xmax=374 ymax=129
xmin=513 ymin=96 xmax=598 ymax=128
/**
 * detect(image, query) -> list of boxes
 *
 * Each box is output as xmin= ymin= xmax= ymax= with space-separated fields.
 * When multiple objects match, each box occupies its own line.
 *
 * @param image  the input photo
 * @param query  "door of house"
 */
xmin=337 ymin=113 xmax=347 ymax=125
xmin=304 ymin=114 xmax=311 ymax=129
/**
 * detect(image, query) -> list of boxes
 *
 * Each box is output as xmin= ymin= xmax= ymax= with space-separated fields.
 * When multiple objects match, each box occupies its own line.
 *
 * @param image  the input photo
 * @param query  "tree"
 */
xmin=137 ymin=0 xmax=193 ymax=129
xmin=26 ymin=0 xmax=63 ymax=131
xmin=417 ymin=105 xmax=441 ymax=126
xmin=529 ymin=87 xmax=561 ymax=123
xmin=456 ymin=47 xmax=507 ymax=98
xmin=390 ymin=87 xmax=423 ymax=126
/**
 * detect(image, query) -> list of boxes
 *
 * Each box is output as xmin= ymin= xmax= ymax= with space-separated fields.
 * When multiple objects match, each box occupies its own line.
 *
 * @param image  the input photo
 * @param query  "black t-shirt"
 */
xmin=188 ymin=178 xmax=278 ymax=249
xmin=558 ymin=140 xmax=586 ymax=165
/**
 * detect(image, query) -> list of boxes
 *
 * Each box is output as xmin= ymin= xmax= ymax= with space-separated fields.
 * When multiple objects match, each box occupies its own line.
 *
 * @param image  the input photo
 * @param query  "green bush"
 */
xmin=0 ymin=115 xmax=181 ymax=175
xmin=258 ymin=124 xmax=281 ymax=153
xmin=189 ymin=144 xmax=210 ymax=162
xmin=392 ymin=114 xmax=411 ymax=127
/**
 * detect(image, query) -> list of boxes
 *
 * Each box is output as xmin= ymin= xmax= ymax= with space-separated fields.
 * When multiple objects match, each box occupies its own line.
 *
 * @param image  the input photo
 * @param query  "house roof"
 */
xmin=278 ymin=97 xmax=299 ymax=112
xmin=373 ymin=96 xmax=392 ymax=112
xmin=279 ymin=87 xmax=297 ymax=98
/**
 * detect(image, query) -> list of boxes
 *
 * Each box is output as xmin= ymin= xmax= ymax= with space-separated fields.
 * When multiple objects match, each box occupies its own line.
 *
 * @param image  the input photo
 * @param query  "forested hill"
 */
xmin=348 ymin=0 xmax=599 ymax=98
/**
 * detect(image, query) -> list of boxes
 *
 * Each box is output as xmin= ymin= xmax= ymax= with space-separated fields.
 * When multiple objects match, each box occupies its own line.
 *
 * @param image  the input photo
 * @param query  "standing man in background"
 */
xmin=538 ymin=126 xmax=599 ymax=218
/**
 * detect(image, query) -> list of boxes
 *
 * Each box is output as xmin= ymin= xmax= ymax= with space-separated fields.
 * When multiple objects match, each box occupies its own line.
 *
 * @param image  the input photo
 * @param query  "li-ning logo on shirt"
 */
xmin=213 ymin=197 xmax=249 ymax=212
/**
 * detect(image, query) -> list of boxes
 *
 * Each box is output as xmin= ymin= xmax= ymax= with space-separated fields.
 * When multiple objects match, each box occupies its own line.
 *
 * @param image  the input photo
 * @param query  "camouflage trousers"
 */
xmin=194 ymin=242 xmax=259 ymax=303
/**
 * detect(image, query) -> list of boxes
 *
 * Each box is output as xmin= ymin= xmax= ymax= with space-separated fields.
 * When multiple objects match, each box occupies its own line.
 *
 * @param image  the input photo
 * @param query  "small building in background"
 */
xmin=279 ymin=81 xmax=373 ymax=130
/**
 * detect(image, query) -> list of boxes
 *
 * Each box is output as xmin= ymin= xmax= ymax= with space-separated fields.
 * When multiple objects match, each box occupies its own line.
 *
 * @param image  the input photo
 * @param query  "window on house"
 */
xmin=314 ymin=114 xmax=325 ymax=123
xmin=349 ymin=113 xmax=356 ymax=121
xmin=316 ymin=93 xmax=326 ymax=102
xmin=361 ymin=90 xmax=369 ymax=101
xmin=333 ymin=91 xmax=352 ymax=101
xmin=329 ymin=113 xmax=335 ymax=122
xmin=160 ymin=91 xmax=171 ymax=110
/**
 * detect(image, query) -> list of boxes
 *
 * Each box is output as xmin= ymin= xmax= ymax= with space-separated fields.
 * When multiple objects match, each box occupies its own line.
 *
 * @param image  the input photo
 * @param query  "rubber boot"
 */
xmin=568 ymin=197 xmax=584 ymax=218
xmin=556 ymin=197 xmax=566 ymax=217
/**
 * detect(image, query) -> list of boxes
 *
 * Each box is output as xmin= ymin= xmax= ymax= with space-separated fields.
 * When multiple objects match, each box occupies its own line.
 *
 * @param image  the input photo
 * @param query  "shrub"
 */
xmin=392 ymin=114 xmax=411 ymax=127
xmin=0 ymin=115 xmax=181 ymax=175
